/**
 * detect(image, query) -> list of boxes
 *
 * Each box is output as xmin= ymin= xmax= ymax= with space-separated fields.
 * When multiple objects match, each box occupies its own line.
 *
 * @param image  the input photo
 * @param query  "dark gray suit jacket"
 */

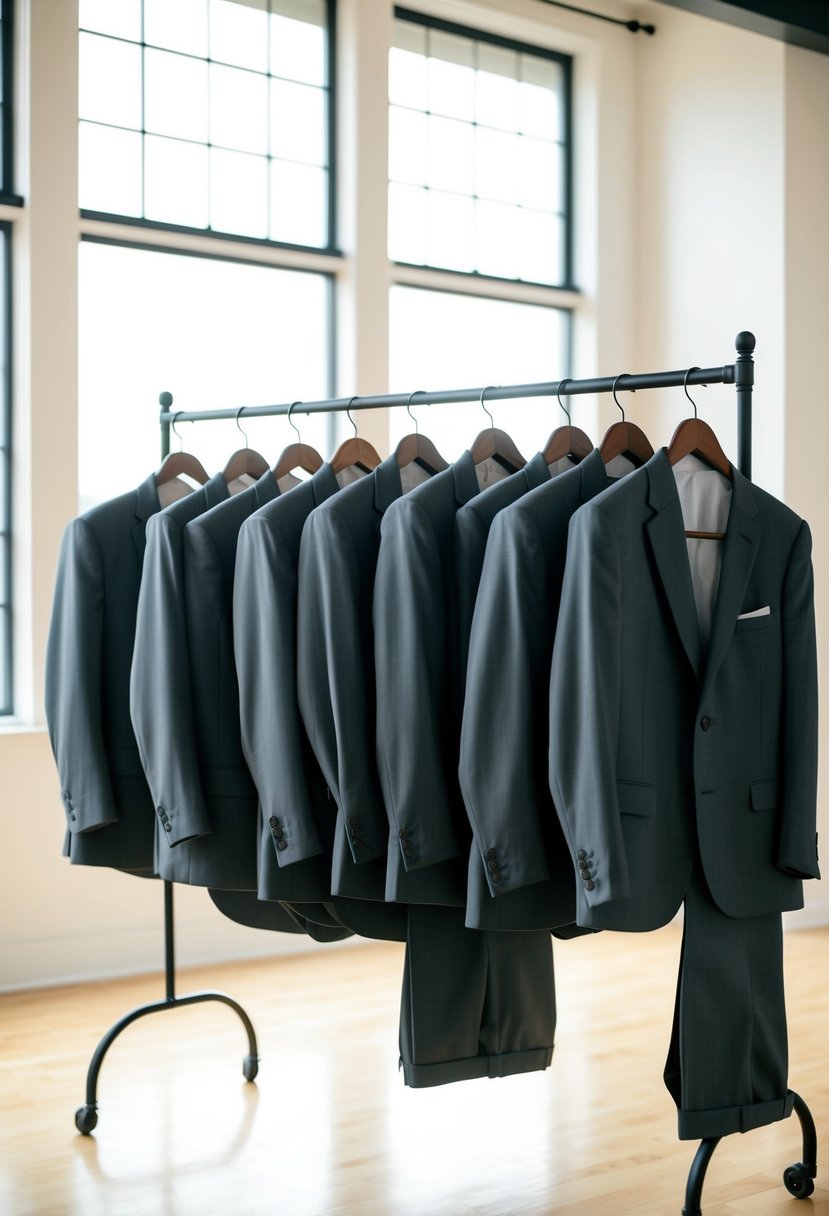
xmin=374 ymin=450 xmax=485 ymax=905
xmin=297 ymin=455 xmax=408 ymax=938
xmin=549 ymin=448 xmax=820 ymax=931
xmin=46 ymin=474 xmax=162 ymax=874
xmin=460 ymin=450 xmax=617 ymax=928
xmin=130 ymin=472 xmax=230 ymax=855
xmin=234 ymin=464 xmax=342 ymax=900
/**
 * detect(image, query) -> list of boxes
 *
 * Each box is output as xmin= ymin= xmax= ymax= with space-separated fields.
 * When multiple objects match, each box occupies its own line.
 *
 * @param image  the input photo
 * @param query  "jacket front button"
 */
xmin=277 ymin=839 xmax=288 ymax=851
xmin=700 ymin=716 xmax=711 ymax=731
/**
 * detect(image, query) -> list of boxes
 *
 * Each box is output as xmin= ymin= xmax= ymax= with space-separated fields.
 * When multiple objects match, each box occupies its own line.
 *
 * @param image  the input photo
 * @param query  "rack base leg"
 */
xmin=682 ymin=1136 xmax=720 ymax=1216
xmin=75 ymin=990 xmax=259 ymax=1135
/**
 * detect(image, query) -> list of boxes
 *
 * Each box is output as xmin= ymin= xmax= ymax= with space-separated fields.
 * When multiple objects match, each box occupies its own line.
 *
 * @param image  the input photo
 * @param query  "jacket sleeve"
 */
xmin=130 ymin=511 xmax=212 ymax=846
xmin=374 ymin=495 xmax=462 ymax=869
xmin=460 ymin=507 xmax=555 ymax=894
xmin=548 ymin=502 xmax=631 ymax=907
xmin=234 ymin=515 xmax=323 ymax=866
xmin=777 ymin=518 xmax=821 ymax=879
xmin=45 ymin=517 xmax=118 ymax=833
xmin=296 ymin=506 xmax=387 ymax=862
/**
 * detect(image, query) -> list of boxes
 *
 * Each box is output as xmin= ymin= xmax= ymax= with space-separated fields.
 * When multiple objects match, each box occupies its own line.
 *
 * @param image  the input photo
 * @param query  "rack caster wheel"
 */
xmin=783 ymin=1163 xmax=816 ymax=1199
xmin=242 ymin=1054 xmax=259 ymax=1082
xmin=75 ymin=1105 xmax=98 ymax=1135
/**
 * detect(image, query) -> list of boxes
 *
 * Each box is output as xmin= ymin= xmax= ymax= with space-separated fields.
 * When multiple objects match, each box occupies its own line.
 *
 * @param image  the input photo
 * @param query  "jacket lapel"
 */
xmin=644 ymin=450 xmax=703 ymax=682
xmin=700 ymin=466 xmax=759 ymax=699
xmin=132 ymin=473 xmax=161 ymax=561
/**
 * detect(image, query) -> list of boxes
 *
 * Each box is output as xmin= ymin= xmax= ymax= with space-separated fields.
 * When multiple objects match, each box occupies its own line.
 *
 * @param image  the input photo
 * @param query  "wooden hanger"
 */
xmin=223 ymin=407 xmax=270 ymax=483
xmin=272 ymin=402 xmax=324 ymax=481
xmin=470 ymin=388 xmax=526 ymax=474
xmin=599 ymin=375 xmax=653 ymax=468
xmin=543 ymin=379 xmax=592 ymax=465
xmin=395 ymin=393 xmax=448 ymax=475
xmin=667 ymin=369 xmax=731 ymax=540
xmin=155 ymin=449 xmax=209 ymax=488
xmin=330 ymin=399 xmax=381 ymax=475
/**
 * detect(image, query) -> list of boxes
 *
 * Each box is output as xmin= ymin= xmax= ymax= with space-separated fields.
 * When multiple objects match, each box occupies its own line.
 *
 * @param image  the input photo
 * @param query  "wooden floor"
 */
xmin=0 ymin=925 xmax=826 ymax=1216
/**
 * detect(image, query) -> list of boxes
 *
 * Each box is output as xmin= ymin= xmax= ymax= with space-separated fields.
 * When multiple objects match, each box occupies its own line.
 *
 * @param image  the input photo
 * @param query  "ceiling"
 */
xmin=653 ymin=1 xmax=829 ymax=56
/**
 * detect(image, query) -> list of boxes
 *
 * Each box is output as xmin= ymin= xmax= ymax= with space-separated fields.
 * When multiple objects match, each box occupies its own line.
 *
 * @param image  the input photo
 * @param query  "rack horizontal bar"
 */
xmin=159 ymin=364 xmax=736 ymax=424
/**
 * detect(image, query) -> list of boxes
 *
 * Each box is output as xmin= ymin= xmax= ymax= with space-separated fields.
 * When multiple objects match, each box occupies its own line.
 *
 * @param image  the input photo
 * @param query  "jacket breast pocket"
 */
xmin=734 ymin=611 xmax=777 ymax=634
xmin=749 ymin=779 xmax=778 ymax=812
xmin=617 ymin=780 xmax=657 ymax=818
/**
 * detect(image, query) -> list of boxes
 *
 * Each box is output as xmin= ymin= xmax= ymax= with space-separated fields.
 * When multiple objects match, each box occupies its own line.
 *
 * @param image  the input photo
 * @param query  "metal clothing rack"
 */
xmin=75 ymin=330 xmax=818 ymax=1214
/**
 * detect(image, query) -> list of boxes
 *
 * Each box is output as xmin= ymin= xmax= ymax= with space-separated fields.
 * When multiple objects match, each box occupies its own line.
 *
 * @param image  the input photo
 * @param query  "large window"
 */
xmin=389 ymin=9 xmax=571 ymax=286
xmin=0 ymin=0 xmax=14 ymax=715
xmin=78 ymin=0 xmax=333 ymax=249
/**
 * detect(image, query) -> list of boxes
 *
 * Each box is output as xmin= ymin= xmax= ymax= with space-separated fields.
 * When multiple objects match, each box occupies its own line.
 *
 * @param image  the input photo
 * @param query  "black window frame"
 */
xmin=78 ymin=0 xmax=339 ymax=257
xmin=391 ymin=6 xmax=575 ymax=291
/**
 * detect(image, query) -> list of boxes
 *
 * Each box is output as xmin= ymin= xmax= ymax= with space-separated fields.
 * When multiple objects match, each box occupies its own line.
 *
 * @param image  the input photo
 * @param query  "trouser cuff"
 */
xmin=400 ymin=1046 xmax=553 ymax=1089
xmin=678 ymin=1089 xmax=795 ymax=1140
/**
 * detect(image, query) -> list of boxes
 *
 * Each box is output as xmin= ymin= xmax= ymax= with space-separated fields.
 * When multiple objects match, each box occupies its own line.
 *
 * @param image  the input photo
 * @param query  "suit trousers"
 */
xmin=399 ymin=906 xmax=555 ymax=1087
xmin=663 ymin=860 xmax=793 ymax=1139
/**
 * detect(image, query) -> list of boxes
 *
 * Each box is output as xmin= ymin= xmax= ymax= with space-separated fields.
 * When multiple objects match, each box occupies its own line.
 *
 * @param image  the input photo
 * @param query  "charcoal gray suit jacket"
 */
xmin=549 ymin=448 xmax=820 ymax=931
xmin=460 ymin=449 xmax=617 ymax=930
xmin=46 ymin=474 xmax=162 ymax=874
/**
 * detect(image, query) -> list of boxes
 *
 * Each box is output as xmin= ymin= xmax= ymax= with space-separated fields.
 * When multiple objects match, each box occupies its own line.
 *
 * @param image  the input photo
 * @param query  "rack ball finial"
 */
xmin=735 ymin=331 xmax=756 ymax=355
xmin=159 ymin=391 xmax=174 ymax=408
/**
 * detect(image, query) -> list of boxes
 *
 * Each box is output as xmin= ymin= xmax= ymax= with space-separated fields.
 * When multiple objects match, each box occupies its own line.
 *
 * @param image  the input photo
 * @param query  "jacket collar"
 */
xmin=523 ymin=450 xmax=552 ymax=491
xmin=253 ymin=468 xmax=280 ymax=511
xmin=579 ymin=447 xmax=616 ymax=503
xmin=374 ymin=452 xmax=404 ymax=514
xmin=204 ymin=471 xmax=231 ymax=509
xmin=644 ymin=447 xmax=759 ymax=685
xmin=314 ymin=462 xmax=341 ymax=507
xmin=132 ymin=472 xmax=163 ymax=559
xmin=453 ymin=449 xmax=481 ymax=506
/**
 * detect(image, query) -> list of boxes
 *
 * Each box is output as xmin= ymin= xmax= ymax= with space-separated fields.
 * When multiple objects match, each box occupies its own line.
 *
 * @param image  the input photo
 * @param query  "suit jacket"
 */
xmin=549 ymin=447 xmax=820 ymax=931
xmin=146 ymin=469 xmax=279 ymax=888
xmin=130 ymin=472 xmax=230 ymax=853
xmin=374 ymin=450 xmax=488 ymax=905
xmin=460 ymin=449 xmax=617 ymax=929
xmin=297 ymin=454 xmax=408 ymax=938
xmin=45 ymin=474 xmax=162 ymax=873
xmin=234 ymin=463 xmax=342 ymax=900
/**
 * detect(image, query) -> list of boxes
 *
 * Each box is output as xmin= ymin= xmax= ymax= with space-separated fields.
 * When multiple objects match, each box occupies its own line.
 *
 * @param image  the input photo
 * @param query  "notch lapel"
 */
xmin=700 ymin=467 xmax=760 ymax=699
xmin=132 ymin=473 xmax=160 ymax=561
xmin=644 ymin=451 xmax=703 ymax=682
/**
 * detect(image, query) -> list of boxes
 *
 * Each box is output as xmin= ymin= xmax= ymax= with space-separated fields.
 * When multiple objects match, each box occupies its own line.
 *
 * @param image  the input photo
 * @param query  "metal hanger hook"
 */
xmin=556 ymin=378 xmax=572 ymax=425
xmin=345 ymin=396 xmax=359 ymax=438
xmin=287 ymin=400 xmax=302 ymax=442
xmin=171 ymin=411 xmax=185 ymax=452
xmin=683 ymin=366 xmax=707 ymax=419
xmin=612 ymin=373 xmax=633 ymax=421
xmin=406 ymin=390 xmax=425 ymax=435
xmin=479 ymin=385 xmax=495 ymax=430
xmin=235 ymin=406 xmax=250 ymax=448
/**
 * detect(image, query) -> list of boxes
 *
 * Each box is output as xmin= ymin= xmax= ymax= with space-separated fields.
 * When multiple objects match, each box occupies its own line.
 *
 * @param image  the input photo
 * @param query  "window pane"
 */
xmin=389 ymin=107 xmax=426 ymax=186
xmin=427 ymin=116 xmax=474 ymax=194
xmin=79 ymin=122 xmax=142 ymax=215
xmin=78 ymin=243 xmax=332 ymax=511
xmin=79 ymin=0 xmax=141 ymax=41
xmin=476 ymin=199 xmax=520 ymax=279
xmin=517 ymin=209 xmax=563 ymax=285
xmin=270 ymin=79 xmax=326 ymax=166
xmin=144 ymin=136 xmax=210 ymax=228
xmin=210 ymin=0 xmax=269 ymax=71
xmin=475 ymin=128 xmax=520 ymax=205
xmin=389 ymin=285 xmax=570 ymax=461
xmin=428 ymin=32 xmax=474 ymax=121
xmin=518 ymin=137 xmax=562 ymax=212
xmin=211 ymin=63 xmax=269 ymax=155
xmin=270 ymin=160 xmax=327 ymax=246
xmin=211 ymin=147 xmax=268 ymax=237
xmin=79 ymin=32 xmax=142 ymax=129
xmin=387 ymin=183 xmax=426 ymax=265
xmin=389 ymin=41 xmax=427 ymax=109
xmin=270 ymin=5 xmax=326 ymax=87
xmin=426 ymin=191 xmax=474 ymax=272
xmin=476 ymin=45 xmax=519 ymax=130
xmin=519 ymin=57 xmax=564 ymax=139
xmin=145 ymin=49 xmax=209 ymax=143
xmin=144 ymin=0 xmax=209 ymax=56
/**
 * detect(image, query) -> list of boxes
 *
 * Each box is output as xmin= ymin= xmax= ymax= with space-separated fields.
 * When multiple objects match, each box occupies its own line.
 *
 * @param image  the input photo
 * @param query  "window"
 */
xmin=0 ymin=224 xmax=9 ymax=715
xmin=389 ymin=9 xmax=572 ymax=286
xmin=78 ymin=0 xmax=334 ymax=249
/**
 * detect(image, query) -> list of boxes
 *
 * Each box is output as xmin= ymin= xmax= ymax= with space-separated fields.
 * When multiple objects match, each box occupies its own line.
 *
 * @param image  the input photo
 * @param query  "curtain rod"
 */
xmin=532 ymin=0 xmax=656 ymax=35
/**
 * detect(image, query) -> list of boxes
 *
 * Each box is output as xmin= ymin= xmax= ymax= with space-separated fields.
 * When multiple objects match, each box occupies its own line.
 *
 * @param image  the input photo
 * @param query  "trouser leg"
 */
xmin=399 ymin=905 xmax=555 ymax=1088
xmin=664 ymin=863 xmax=793 ymax=1139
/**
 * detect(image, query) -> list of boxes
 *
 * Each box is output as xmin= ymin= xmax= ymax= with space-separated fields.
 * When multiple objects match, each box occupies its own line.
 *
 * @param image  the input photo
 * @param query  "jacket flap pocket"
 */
xmin=617 ymin=780 xmax=656 ymax=818
xmin=750 ymin=779 xmax=778 ymax=812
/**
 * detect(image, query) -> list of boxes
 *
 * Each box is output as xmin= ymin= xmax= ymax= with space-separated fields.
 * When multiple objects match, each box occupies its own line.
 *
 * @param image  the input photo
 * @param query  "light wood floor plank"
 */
xmin=0 ymin=925 xmax=826 ymax=1215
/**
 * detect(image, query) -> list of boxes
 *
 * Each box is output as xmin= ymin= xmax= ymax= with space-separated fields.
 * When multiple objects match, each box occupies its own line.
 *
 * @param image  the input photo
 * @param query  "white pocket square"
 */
xmin=738 ymin=606 xmax=770 ymax=619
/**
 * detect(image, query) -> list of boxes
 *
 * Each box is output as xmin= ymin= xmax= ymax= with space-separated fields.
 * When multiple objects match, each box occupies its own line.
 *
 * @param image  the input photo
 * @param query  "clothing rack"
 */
xmin=75 ymin=329 xmax=818 ymax=1216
